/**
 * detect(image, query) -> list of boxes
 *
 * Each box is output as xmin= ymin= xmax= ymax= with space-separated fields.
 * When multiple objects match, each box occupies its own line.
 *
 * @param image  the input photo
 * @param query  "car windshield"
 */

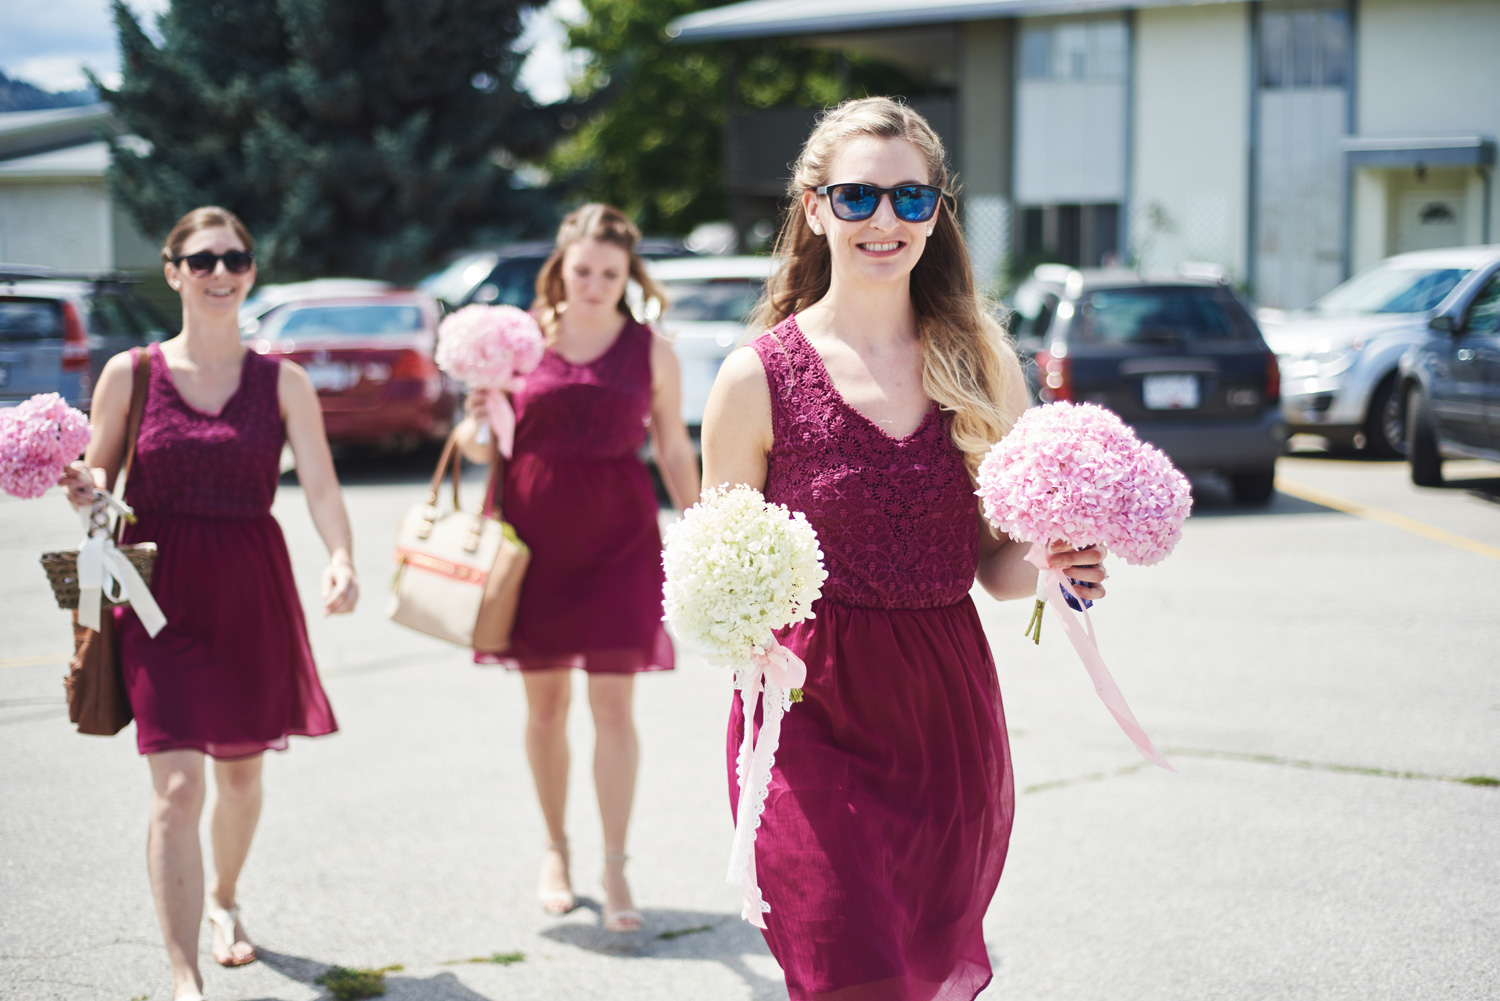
xmin=0 ymin=299 xmax=62 ymax=341
xmin=1313 ymin=266 xmax=1469 ymax=314
xmin=662 ymin=280 xmax=762 ymax=323
xmin=1078 ymin=287 xmax=1253 ymax=344
xmin=274 ymin=304 xmax=425 ymax=336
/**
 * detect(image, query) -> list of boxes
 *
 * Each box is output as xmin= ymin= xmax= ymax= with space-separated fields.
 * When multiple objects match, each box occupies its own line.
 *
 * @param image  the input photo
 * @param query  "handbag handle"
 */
xmin=417 ymin=428 xmax=506 ymax=543
xmin=103 ymin=347 xmax=152 ymax=543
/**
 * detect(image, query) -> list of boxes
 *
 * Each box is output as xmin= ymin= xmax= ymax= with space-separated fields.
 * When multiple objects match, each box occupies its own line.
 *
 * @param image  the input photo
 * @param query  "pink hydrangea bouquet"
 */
xmin=0 ymin=393 xmax=91 ymax=499
xmin=976 ymin=402 xmax=1192 ymax=769
xmin=434 ymin=304 xmax=545 ymax=458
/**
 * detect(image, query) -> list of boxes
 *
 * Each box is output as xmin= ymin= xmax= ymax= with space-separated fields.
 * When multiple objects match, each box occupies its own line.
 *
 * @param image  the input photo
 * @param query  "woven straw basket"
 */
xmin=39 ymin=543 xmax=158 ymax=611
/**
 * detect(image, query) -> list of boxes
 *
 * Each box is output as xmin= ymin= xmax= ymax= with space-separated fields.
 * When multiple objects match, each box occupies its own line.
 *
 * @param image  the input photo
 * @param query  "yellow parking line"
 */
xmin=1276 ymin=477 xmax=1500 ymax=562
xmin=0 ymin=654 xmax=68 ymax=669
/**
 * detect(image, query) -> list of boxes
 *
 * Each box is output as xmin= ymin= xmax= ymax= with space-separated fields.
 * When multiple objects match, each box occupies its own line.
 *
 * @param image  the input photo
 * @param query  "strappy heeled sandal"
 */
xmin=601 ymin=853 xmax=643 ymax=933
xmin=205 ymin=902 xmax=257 ymax=967
xmin=539 ymin=839 xmax=577 ymax=915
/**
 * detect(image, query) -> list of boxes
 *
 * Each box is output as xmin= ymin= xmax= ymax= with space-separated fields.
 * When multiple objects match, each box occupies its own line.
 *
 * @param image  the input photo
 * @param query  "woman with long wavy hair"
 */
xmin=701 ymin=98 xmax=1111 ymax=999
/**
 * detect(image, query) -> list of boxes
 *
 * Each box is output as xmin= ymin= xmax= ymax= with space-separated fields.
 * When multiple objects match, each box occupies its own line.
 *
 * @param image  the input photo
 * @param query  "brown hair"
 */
xmin=752 ymin=97 xmax=1026 ymax=480
xmin=532 ymin=203 xmax=669 ymax=340
xmin=161 ymin=206 xmax=255 ymax=262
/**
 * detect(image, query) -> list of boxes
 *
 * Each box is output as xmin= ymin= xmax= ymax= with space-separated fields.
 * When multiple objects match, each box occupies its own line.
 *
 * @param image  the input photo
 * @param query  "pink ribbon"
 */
xmin=1026 ymin=541 xmax=1174 ymax=771
xmin=476 ymin=380 xmax=524 ymax=458
xmin=728 ymin=635 xmax=807 ymax=928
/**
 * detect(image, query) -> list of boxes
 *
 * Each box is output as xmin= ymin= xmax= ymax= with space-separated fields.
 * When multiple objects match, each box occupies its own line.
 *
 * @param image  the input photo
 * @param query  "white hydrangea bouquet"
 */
xmin=662 ymin=484 xmax=827 ymax=928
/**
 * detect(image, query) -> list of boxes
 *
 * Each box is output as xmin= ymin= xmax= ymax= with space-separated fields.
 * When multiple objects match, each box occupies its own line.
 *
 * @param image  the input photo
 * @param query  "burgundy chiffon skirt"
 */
xmin=728 ymin=596 xmax=1014 ymax=1001
xmin=476 ymin=451 xmax=673 ymax=673
xmin=116 ymin=513 xmax=337 ymax=759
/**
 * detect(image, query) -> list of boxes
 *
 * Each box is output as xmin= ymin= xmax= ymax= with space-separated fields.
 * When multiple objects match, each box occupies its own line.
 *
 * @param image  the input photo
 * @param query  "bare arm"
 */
xmin=60 ymin=352 xmax=136 ymax=507
xmin=700 ymin=345 xmax=773 ymax=493
xmin=648 ymin=332 xmax=700 ymax=510
xmin=280 ymin=361 xmax=358 ymax=615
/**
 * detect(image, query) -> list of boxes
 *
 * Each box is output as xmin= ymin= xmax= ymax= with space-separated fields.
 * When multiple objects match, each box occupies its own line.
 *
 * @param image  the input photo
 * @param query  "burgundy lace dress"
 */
xmin=475 ymin=318 xmax=673 ymax=673
xmin=115 ymin=343 xmax=337 ymax=759
xmin=729 ymin=317 xmax=1014 ymax=1001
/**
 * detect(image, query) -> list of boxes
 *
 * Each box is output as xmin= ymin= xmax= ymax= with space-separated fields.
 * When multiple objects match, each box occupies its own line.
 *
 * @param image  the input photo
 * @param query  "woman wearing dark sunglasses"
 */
xmin=701 ymin=97 xmax=1110 ymax=1000
xmin=59 ymin=206 xmax=357 ymax=1001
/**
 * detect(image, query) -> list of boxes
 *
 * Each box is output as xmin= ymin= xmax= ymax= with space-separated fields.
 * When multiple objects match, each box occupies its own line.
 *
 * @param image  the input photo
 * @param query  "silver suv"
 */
xmin=0 ymin=267 xmax=169 ymax=411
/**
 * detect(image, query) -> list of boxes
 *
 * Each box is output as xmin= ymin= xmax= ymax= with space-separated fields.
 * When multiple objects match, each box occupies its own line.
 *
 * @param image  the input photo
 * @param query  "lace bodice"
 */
xmin=753 ymin=316 xmax=979 ymax=610
xmin=125 ymin=343 xmax=284 ymax=519
xmin=511 ymin=318 xmax=653 ymax=460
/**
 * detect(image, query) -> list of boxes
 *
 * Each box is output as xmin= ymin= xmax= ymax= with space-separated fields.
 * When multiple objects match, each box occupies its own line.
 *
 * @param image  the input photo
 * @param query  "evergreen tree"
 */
xmin=551 ymin=0 xmax=914 ymax=237
xmin=93 ymin=0 xmax=573 ymax=281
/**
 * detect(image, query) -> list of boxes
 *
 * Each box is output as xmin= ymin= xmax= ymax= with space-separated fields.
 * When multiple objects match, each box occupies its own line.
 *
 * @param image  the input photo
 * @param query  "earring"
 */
xmin=811 ymin=223 xmax=823 ymax=236
xmin=171 ymin=282 xmax=180 ymax=289
xmin=926 ymin=227 xmax=934 ymax=237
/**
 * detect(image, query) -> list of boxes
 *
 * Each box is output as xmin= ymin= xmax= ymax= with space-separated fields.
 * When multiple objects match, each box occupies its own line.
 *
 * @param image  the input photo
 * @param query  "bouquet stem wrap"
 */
xmin=75 ymin=497 xmax=166 ymax=638
xmin=474 ymin=381 xmax=525 ymax=457
xmin=728 ymin=636 xmax=806 ymax=928
xmin=1025 ymin=541 xmax=1171 ymax=771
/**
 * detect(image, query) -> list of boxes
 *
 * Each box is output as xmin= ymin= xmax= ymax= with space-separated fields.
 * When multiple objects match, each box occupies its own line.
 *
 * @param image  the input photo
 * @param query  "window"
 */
xmin=661 ymin=280 xmax=762 ymax=324
xmin=1465 ymin=275 xmax=1500 ymax=335
xmin=275 ymin=305 xmax=425 ymax=336
xmin=0 ymin=299 xmax=63 ymax=341
xmin=1019 ymin=20 xmax=1127 ymax=82
xmin=1315 ymin=266 xmax=1469 ymax=315
xmin=1078 ymin=288 xmax=1254 ymax=344
xmin=1260 ymin=9 xmax=1349 ymax=90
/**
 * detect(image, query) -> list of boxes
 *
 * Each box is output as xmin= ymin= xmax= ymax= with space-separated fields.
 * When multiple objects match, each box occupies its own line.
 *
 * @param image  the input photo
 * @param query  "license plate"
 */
xmin=1143 ymin=373 xmax=1200 ymax=410
xmin=305 ymin=361 xmax=356 ymax=392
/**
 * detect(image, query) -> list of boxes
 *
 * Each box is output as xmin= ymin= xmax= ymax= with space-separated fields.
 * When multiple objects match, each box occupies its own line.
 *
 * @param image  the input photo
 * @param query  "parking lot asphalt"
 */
xmin=2 ymin=449 xmax=1496 ymax=1000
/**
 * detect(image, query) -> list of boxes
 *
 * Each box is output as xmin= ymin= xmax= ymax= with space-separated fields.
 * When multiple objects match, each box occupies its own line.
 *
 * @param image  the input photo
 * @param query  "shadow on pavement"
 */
xmin=540 ymin=905 xmax=785 ymax=998
xmin=254 ymin=947 xmax=496 ymax=1000
xmin=1182 ymin=472 xmax=1339 ymax=519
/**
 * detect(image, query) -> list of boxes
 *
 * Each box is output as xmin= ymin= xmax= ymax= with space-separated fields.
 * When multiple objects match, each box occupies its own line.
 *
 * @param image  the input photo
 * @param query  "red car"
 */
xmin=244 ymin=291 xmax=457 ymax=449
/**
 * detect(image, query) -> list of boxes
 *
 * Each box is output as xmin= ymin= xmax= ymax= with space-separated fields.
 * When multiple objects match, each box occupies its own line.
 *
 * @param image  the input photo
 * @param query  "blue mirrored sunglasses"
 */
xmin=815 ymin=183 xmax=943 ymax=223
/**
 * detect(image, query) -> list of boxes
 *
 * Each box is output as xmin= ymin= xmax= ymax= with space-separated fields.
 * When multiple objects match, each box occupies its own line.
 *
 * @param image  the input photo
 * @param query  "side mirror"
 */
xmin=1428 ymin=314 xmax=1459 ymax=335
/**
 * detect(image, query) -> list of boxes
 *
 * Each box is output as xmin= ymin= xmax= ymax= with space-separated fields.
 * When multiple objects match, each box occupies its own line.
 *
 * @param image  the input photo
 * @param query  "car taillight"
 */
xmin=61 ymin=301 xmax=90 ymax=372
xmin=1035 ymin=349 xmax=1072 ymax=403
xmin=1264 ymin=348 xmax=1281 ymax=405
xmin=392 ymin=349 xmax=442 ymax=398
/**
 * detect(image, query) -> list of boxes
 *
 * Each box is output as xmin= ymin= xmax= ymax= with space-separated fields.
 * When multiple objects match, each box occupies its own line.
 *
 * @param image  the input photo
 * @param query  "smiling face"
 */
xmin=803 ymin=136 xmax=938 ymax=290
xmin=164 ymin=225 xmax=255 ymax=318
xmin=559 ymin=237 xmax=631 ymax=316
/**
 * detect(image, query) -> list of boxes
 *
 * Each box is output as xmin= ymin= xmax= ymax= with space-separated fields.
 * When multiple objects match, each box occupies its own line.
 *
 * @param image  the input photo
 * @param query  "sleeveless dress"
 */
xmin=475 ymin=317 xmax=673 ymax=673
xmin=115 ymin=343 xmax=337 ymax=759
xmin=729 ymin=317 xmax=1014 ymax=1001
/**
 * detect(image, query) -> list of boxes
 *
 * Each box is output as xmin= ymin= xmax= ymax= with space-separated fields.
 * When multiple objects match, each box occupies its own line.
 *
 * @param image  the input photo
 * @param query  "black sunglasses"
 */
xmin=815 ymin=183 xmax=944 ymax=223
xmin=172 ymin=250 xmax=255 ymax=276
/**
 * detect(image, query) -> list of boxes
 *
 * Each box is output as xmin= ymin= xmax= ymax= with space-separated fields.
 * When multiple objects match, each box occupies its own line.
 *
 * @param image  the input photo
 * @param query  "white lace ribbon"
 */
xmin=75 ymin=501 xmax=166 ymax=638
xmin=727 ymin=637 xmax=805 ymax=928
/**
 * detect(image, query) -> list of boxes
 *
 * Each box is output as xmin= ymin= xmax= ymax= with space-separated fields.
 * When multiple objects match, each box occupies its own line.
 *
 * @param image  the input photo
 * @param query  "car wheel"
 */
xmin=1230 ymin=468 xmax=1276 ymax=505
xmin=1363 ymin=373 xmax=1406 ymax=458
xmin=1405 ymin=386 xmax=1443 ymax=487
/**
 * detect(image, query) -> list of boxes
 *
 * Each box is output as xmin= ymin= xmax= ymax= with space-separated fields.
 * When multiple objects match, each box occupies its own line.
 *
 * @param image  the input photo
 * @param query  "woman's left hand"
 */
xmin=1047 ymin=539 xmax=1108 ymax=600
xmin=322 ymin=561 xmax=358 ymax=615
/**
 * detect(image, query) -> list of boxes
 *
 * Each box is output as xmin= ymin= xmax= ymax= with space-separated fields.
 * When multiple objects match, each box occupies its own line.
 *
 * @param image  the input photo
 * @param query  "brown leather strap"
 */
xmin=426 ymin=427 xmax=504 ymax=519
xmin=482 ymin=433 xmax=504 ymax=521
xmin=108 ymin=346 xmax=151 ymax=543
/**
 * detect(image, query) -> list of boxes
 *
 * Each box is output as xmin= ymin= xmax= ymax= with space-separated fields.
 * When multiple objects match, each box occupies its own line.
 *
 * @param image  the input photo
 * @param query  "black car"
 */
xmin=1401 ymin=263 xmax=1500 ymax=485
xmin=1008 ymin=266 xmax=1286 ymax=504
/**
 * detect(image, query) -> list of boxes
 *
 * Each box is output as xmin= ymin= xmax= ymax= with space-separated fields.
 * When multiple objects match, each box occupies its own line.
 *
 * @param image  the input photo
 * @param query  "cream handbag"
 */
xmin=389 ymin=431 xmax=529 ymax=653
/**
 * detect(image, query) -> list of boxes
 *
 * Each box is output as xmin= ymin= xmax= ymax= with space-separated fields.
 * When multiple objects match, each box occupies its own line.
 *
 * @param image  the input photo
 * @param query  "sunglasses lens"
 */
xmin=183 ymin=252 xmax=217 ymax=275
xmin=830 ymin=184 xmax=879 ymax=221
xmin=223 ymin=251 xmax=253 ymax=274
xmin=892 ymin=186 xmax=939 ymax=222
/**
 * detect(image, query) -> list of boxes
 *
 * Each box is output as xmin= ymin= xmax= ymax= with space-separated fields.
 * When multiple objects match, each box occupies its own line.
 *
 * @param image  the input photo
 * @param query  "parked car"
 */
xmin=416 ymin=251 xmax=500 ymax=310
xmin=0 ymin=266 xmax=170 ymax=411
xmin=452 ymin=237 xmax=693 ymax=310
xmin=1008 ymin=265 xmax=1285 ymax=504
xmin=649 ymin=255 xmax=776 ymax=437
xmin=243 ymin=291 xmax=457 ymax=450
xmin=1400 ymin=259 xmax=1500 ymax=485
xmin=1260 ymin=246 xmax=1500 ymax=456
xmin=240 ymin=278 xmax=396 ymax=330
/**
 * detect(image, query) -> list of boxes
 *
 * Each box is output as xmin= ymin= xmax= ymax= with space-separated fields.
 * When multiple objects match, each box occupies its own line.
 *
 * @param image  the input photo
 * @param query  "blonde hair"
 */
xmin=753 ymin=97 xmax=1025 ymax=480
xmin=161 ymin=206 xmax=254 ymax=262
xmin=533 ymin=203 xmax=669 ymax=340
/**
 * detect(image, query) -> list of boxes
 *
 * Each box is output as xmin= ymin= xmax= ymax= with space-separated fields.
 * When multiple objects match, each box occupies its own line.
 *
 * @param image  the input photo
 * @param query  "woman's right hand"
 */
xmin=57 ymin=462 xmax=95 ymax=510
xmin=463 ymin=388 xmax=491 ymax=426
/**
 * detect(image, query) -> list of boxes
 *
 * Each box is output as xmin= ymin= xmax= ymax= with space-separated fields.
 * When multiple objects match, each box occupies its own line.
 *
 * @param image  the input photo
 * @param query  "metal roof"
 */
xmin=669 ymin=0 xmax=1247 ymax=41
xmin=0 ymin=141 xmax=109 ymax=181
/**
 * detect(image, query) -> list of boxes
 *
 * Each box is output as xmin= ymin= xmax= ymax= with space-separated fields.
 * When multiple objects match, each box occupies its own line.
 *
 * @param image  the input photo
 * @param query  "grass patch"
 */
xmin=1461 ymin=775 xmax=1500 ymax=787
xmin=446 ymin=951 xmax=525 ymax=966
xmin=657 ymin=924 xmax=716 ymax=941
xmin=314 ymin=965 xmax=403 ymax=1000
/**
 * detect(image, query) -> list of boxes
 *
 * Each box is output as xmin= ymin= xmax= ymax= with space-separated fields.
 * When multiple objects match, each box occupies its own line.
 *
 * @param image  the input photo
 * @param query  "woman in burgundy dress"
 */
xmin=61 ymin=207 xmax=356 ymax=1001
xmin=458 ymin=204 xmax=699 ymax=931
xmin=701 ymin=99 xmax=1112 ymax=1000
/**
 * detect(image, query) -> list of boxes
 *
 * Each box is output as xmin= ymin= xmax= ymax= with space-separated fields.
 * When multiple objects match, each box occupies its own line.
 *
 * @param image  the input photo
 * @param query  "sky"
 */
xmin=1 ymin=0 xmax=584 ymax=102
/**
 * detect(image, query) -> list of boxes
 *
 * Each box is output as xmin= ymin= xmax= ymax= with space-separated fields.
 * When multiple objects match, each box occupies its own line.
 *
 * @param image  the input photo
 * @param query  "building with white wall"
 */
xmin=672 ymin=0 xmax=1499 ymax=308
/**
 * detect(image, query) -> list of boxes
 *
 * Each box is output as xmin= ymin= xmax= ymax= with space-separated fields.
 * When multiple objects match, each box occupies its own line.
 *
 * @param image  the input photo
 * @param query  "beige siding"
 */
xmin=1131 ymin=3 xmax=1251 ymax=281
xmin=0 ymin=181 xmax=112 ymax=270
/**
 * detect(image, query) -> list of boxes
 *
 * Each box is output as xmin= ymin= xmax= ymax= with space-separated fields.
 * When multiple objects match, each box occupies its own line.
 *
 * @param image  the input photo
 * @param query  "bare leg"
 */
xmin=523 ymin=669 xmax=574 ymax=912
xmin=588 ymin=673 xmax=640 ymax=929
xmin=207 ymin=754 xmax=263 ymax=964
xmin=146 ymin=750 xmax=207 ymax=1000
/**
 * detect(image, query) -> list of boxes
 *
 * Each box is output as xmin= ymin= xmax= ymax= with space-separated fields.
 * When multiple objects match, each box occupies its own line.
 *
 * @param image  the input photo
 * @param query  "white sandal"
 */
xmin=539 ymin=839 xmax=577 ymax=915
xmin=602 ymin=853 xmax=643 ymax=933
xmin=205 ymin=903 xmax=257 ymax=967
